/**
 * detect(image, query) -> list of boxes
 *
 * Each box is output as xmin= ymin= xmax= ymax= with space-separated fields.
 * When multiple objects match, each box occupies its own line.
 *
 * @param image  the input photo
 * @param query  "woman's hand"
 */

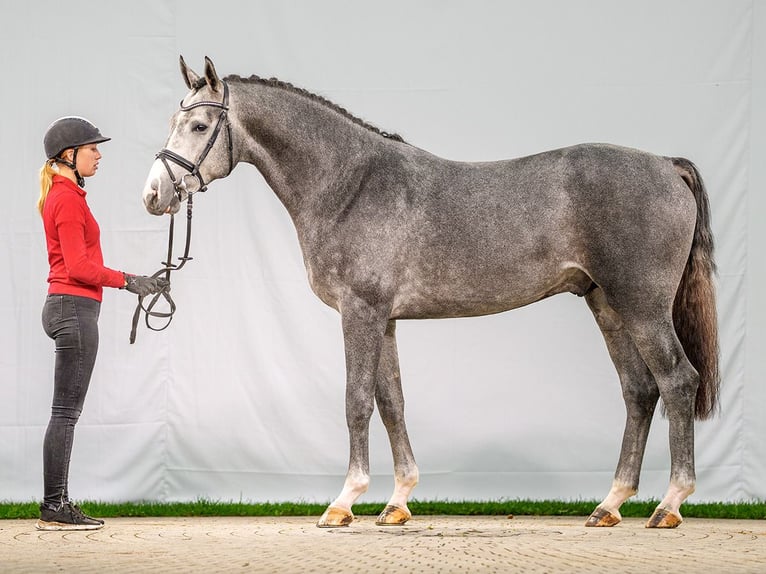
xmin=122 ymin=274 xmax=170 ymax=297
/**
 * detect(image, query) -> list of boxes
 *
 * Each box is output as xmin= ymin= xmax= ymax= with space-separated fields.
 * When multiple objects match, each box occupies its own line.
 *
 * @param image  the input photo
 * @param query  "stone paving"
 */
xmin=1 ymin=515 xmax=765 ymax=573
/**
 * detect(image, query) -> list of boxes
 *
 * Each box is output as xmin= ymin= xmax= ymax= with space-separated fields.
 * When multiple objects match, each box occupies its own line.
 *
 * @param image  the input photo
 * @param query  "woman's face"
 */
xmin=61 ymin=144 xmax=102 ymax=178
xmin=74 ymin=144 xmax=102 ymax=178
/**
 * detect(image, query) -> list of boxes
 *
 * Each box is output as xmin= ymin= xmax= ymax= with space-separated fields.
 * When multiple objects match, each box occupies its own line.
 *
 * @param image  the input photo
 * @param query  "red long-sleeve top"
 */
xmin=43 ymin=175 xmax=125 ymax=302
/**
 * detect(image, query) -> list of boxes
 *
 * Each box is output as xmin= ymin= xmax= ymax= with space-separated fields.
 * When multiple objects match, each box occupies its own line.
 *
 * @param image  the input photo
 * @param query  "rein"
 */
xmin=129 ymin=81 xmax=232 ymax=344
xmin=129 ymin=195 xmax=194 ymax=344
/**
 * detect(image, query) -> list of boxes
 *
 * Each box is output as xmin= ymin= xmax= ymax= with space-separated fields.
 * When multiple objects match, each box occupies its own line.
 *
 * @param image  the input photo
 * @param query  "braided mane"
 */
xmin=224 ymin=74 xmax=406 ymax=143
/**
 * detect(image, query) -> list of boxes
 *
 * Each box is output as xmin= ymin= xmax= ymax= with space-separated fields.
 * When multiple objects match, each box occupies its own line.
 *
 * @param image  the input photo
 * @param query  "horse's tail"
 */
xmin=669 ymin=157 xmax=720 ymax=420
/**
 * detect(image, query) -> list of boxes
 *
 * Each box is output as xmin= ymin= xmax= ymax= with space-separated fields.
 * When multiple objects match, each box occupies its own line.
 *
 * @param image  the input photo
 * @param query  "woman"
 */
xmin=37 ymin=116 xmax=167 ymax=531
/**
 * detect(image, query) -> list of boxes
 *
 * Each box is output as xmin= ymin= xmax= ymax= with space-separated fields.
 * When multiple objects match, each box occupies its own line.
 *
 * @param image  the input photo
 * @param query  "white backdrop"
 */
xmin=2 ymin=0 xmax=764 ymax=504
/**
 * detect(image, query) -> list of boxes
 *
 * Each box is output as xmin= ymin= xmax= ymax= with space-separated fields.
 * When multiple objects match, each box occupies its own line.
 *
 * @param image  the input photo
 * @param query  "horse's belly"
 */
xmin=390 ymin=264 xmax=593 ymax=320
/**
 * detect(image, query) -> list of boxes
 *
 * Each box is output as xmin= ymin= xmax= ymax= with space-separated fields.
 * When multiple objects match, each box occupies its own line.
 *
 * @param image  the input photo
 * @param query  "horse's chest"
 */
xmin=304 ymin=259 xmax=343 ymax=310
xmin=302 ymin=241 xmax=397 ymax=311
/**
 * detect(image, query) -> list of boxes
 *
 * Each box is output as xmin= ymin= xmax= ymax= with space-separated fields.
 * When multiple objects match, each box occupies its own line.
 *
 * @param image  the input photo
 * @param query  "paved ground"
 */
xmin=2 ymin=515 xmax=765 ymax=573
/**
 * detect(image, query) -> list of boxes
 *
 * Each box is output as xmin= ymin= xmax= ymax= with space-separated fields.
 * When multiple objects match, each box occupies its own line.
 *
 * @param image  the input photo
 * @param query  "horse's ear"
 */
xmin=204 ymin=56 xmax=222 ymax=93
xmin=179 ymin=55 xmax=200 ymax=90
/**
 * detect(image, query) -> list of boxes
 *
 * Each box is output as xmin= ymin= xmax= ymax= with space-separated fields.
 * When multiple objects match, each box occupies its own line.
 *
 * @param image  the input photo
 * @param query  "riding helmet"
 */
xmin=43 ymin=116 xmax=111 ymax=159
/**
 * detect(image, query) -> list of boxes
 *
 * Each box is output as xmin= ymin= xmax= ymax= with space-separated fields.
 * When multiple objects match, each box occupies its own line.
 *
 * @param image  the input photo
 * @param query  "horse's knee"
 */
xmin=656 ymin=365 xmax=699 ymax=411
xmin=627 ymin=323 xmax=698 ymax=404
xmin=375 ymin=394 xmax=404 ymax=426
xmin=621 ymin=379 xmax=660 ymax=417
xmin=346 ymin=406 xmax=374 ymax=431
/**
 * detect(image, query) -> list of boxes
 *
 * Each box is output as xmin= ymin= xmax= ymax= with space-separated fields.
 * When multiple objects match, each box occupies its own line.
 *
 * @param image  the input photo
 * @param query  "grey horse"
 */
xmin=142 ymin=57 xmax=719 ymax=529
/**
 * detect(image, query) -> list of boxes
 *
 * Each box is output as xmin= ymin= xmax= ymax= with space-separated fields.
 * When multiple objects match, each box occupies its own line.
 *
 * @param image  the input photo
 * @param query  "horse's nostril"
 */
xmin=144 ymin=188 xmax=159 ymax=210
xmin=151 ymin=179 xmax=159 ymax=192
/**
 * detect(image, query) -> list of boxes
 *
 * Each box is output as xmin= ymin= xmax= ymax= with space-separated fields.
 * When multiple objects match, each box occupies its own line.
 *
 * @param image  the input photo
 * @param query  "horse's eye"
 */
xmin=193 ymin=124 xmax=207 ymax=133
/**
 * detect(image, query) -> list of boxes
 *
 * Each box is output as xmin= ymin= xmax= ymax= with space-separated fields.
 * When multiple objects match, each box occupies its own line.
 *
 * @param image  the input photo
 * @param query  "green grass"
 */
xmin=2 ymin=499 xmax=765 ymax=520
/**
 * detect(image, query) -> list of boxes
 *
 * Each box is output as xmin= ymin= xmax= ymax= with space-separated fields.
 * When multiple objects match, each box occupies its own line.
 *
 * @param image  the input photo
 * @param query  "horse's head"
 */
xmin=142 ymin=56 xmax=233 ymax=215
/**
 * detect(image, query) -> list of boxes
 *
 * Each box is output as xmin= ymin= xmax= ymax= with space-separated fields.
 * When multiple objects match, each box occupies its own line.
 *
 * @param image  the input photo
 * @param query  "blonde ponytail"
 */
xmin=38 ymin=159 xmax=57 ymax=216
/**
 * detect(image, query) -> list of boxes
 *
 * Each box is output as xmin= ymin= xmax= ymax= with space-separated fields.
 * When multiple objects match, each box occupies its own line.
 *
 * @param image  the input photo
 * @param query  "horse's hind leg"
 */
xmin=585 ymin=288 xmax=660 ymax=527
xmin=374 ymin=320 xmax=419 ymax=525
xmin=624 ymin=310 xmax=699 ymax=528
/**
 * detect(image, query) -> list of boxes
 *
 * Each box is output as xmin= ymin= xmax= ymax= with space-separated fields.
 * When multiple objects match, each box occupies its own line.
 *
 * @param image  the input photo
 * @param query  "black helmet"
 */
xmin=44 ymin=116 xmax=111 ymax=160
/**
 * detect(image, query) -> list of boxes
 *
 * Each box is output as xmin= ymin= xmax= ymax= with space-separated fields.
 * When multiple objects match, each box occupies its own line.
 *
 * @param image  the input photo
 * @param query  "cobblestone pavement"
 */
xmin=2 ymin=515 xmax=765 ymax=573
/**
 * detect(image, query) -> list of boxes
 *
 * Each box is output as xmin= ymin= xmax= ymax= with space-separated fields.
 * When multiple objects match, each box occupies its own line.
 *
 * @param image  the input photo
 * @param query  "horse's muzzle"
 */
xmin=143 ymin=179 xmax=180 ymax=215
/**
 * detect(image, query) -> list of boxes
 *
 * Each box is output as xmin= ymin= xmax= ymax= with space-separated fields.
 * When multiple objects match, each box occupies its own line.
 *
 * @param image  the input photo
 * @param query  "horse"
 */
xmin=142 ymin=56 xmax=719 ymax=529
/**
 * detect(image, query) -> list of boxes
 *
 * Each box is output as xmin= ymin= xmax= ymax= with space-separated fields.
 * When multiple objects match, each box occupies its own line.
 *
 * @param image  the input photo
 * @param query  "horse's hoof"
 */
xmin=646 ymin=508 xmax=682 ymax=528
xmin=375 ymin=505 xmax=412 ymax=526
xmin=585 ymin=506 xmax=621 ymax=527
xmin=316 ymin=506 xmax=354 ymax=528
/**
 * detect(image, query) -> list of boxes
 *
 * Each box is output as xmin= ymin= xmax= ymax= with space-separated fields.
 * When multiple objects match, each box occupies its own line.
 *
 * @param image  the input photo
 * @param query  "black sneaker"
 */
xmin=36 ymin=502 xmax=104 ymax=531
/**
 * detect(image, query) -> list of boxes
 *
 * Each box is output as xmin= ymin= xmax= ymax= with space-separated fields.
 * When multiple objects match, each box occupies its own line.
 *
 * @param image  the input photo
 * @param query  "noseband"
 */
xmin=129 ymin=81 xmax=233 ymax=344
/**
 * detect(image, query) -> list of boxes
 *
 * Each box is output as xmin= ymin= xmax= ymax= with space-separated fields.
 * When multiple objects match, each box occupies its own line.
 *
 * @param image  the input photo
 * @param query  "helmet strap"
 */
xmin=56 ymin=147 xmax=85 ymax=188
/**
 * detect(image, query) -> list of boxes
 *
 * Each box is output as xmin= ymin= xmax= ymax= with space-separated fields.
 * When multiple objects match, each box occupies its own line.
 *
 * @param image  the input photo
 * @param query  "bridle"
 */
xmin=156 ymin=80 xmax=233 ymax=195
xmin=129 ymin=81 xmax=233 ymax=344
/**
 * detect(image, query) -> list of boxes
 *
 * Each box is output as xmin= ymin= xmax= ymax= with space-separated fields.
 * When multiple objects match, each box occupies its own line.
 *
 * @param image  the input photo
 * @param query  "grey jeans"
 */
xmin=41 ymin=294 xmax=100 ymax=508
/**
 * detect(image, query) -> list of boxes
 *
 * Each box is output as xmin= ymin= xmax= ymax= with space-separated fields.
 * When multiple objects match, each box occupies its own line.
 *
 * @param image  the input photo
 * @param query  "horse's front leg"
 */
xmin=316 ymin=297 xmax=390 ymax=528
xmin=373 ymin=320 xmax=419 ymax=526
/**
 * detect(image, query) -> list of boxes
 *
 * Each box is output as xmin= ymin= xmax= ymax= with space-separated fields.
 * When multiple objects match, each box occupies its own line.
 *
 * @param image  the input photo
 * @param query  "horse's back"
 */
xmin=394 ymin=142 xmax=695 ymax=296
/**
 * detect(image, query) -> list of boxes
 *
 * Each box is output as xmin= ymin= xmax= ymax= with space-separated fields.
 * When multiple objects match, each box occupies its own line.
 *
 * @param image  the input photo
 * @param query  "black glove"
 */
xmin=123 ymin=273 xmax=170 ymax=297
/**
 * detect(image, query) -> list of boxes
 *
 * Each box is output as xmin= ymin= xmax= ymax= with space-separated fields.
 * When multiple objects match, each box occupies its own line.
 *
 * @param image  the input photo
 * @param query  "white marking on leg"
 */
xmin=657 ymin=479 xmax=695 ymax=515
xmin=386 ymin=466 xmax=419 ymax=510
xmin=598 ymin=480 xmax=638 ymax=519
xmin=330 ymin=469 xmax=370 ymax=510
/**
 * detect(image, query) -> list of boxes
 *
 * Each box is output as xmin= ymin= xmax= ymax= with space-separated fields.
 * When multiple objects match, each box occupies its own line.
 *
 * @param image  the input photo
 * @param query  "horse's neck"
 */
xmin=234 ymin=82 xmax=374 ymax=218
